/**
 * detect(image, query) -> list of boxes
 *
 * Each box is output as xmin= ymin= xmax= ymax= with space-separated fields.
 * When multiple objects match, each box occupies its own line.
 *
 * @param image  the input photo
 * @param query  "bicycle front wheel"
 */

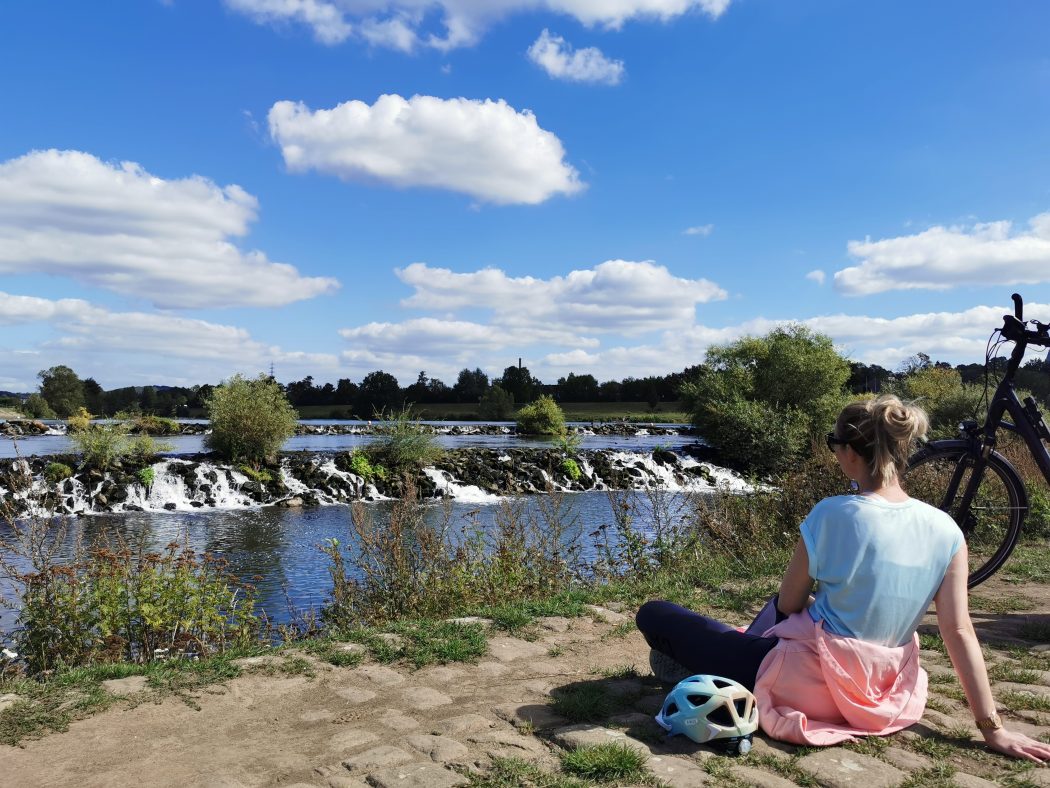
xmin=905 ymin=442 xmax=1028 ymax=588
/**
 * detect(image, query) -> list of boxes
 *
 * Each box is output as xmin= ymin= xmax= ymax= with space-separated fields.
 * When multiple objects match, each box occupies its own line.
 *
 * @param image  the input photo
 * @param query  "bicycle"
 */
xmin=904 ymin=293 xmax=1050 ymax=588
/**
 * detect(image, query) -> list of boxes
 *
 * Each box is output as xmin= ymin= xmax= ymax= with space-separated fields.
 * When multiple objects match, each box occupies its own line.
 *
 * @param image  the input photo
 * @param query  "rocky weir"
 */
xmin=0 ymin=446 xmax=744 ymax=517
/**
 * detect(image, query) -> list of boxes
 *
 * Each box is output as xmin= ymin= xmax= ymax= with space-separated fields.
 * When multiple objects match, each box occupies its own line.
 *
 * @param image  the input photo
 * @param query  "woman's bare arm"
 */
xmin=777 ymin=539 xmax=813 ymax=615
xmin=936 ymin=545 xmax=1050 ymax=762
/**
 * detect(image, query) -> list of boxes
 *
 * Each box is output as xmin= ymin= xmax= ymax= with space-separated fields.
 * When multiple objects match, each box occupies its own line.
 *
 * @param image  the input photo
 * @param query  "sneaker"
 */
xmin=649 ymin=649 xmax=692 ymax=685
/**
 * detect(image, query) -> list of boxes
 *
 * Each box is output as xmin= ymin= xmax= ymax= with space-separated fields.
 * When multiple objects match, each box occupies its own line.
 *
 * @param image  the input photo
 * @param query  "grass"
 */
xmin=742 ymin=753 xmax=818 ymax=787
xmin=466 ymin=757 xmax=590 ymax=788
xmin=898 ymin=763 xmax=957 ymax=788
xmin=988 ymin=661 xmax=1041 ymax=684
xmin=1001 ymin=689 xmax=1050 ymax=712
xmin=969 ymin=593 xmax=1036 ymax=614
xmin=330 ymin=619 xmax=488 ymax=669
xmin=551 ymin=683 xmax=616 ymax=723
xmin=560 ymin=743 xmax=649 ymax=783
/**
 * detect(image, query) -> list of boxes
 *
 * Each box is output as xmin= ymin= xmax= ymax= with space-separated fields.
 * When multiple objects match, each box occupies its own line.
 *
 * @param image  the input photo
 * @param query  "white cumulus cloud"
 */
xmin=397 ymin=259 xmax=726 ymax=333
xmin=0 ymin=150 xmax=340 ymax=309
xmin=834 ymin=212 xmax=1050 ymax=295
xmin=0 ymin=289 xmax=339 ymax=388
xmin=806 ymin=269 xmax=825 ymax=285
xmin=268 ymin=94 xmax=584 ymax=205
xmin=527 ymin=29 xmax=624 ymax=85
xmin=226 ymin=0 xmax=731 ymax=51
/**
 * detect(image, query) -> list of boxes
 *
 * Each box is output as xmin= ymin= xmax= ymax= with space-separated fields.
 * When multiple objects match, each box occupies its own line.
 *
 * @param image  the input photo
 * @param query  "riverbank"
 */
xmin=3 ymin=569 xmax=1050 ymax=787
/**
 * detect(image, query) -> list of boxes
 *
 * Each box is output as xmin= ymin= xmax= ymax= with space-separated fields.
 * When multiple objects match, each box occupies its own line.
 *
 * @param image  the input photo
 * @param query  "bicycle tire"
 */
xmin=905 ymin=441 xmax=1028 ymax=588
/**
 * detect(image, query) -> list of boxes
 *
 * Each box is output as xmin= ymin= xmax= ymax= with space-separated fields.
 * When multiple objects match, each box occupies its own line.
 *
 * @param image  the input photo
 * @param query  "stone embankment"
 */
xmin=4 ymin=584 xmax=1049 ymax=787
xmin=1 ymin=446 xmax=729 ymax=516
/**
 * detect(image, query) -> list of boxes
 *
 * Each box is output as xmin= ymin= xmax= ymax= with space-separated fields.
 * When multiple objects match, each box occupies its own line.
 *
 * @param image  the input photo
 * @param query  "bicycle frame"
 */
xmin=979 ymin=339 xmax=1050 ymax=484
xmin=943 ymin=338 xmax=1050 ymax=526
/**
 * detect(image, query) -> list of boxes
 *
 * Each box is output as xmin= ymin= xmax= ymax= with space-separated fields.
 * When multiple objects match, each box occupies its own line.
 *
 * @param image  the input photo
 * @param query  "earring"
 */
xmin=849 ymin=479 xmax=859 ymax=492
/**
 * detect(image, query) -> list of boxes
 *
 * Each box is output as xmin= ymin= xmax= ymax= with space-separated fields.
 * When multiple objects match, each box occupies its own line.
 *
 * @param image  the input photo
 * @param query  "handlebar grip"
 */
xmin=1012 ymin=293 xmax=1023 ymax=320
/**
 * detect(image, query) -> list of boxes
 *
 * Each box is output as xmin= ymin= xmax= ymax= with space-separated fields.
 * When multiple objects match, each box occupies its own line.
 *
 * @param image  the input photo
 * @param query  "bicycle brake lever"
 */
xmin=1012 ymin=293 xmax=1023 ymax=320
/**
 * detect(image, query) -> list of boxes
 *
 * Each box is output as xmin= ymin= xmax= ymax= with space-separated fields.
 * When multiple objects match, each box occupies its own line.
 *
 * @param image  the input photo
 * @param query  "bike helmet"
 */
xmin=655 ymin=674 xmax=759 ymax=755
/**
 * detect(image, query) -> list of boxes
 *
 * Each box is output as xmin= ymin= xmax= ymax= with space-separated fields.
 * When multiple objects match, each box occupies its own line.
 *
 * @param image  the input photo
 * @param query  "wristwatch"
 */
xmin=975 ymin=712 xmax=1003 ymax=731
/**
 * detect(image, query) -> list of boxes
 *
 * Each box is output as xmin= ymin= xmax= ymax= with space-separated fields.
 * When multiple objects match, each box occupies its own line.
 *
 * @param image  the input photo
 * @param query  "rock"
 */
xmin=0 ymin=693 xmax=22 ymax=713
xmin=367 ymin=762 xmax=468 ymax=788
xmin=796 ymin=750 xmax=906 ymax=788
xmin=549 ymin=724 xmax=649 ymax=754
xmin=405 ymin=734 xmax=470 ymax=763
xmin=646 ymin=755 xmax=710 ymax=787
xmin=102 ymin=676 xmax=149 ymax=696
xmin=341 ymin=746 xmax=415 ymax=772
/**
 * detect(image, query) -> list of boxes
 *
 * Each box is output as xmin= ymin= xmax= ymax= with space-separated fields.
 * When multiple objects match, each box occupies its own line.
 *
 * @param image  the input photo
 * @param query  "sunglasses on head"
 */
xmin=825 ymin=432 xmax=851 ymax=452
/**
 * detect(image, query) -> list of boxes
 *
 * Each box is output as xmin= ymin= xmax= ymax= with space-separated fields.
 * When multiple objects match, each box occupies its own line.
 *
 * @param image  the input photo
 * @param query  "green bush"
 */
xmin=44 ymin=462 xmax=74 ymax=483
xmin=14 ymin=541 xmax=260 ymax=673
xmin=237 ymin=465 xmax=274 ymax=484
xmin=891 ymin=366 xmax=983 ymax=439
xmin=70 ymin=422 xmax=132 ymax=470
xmin=205 ymin=374 xmax=298 ymax=467
xmin=66 ymin=407 xmax=92 ymax=433
xmin=69 ymin=419 xmax=171 ymax=471
xmin=365 ymin=408 xmax=442 ymax=471
xmin=561 ymin=457 xmax=582 ymax=481
xmin=349 ymin=450 xmax=386 ymax=482
xmin=681 ymin=325 xmax=849 ymax=474
xmin=515 ymin=395 xmax=567 ymax=436
xmin=128 ymin=415 xmax=179 ymax=435
xmin=22 ymin=393 xmax=56 ymax=419
xmin=136 ymin=466 xmax=155 ymax=488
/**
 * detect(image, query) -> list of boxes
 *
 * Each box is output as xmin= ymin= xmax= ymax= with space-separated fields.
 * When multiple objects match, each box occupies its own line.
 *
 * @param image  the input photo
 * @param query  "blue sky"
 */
xmin=1 ymin=1 xmax=1049 ymax=391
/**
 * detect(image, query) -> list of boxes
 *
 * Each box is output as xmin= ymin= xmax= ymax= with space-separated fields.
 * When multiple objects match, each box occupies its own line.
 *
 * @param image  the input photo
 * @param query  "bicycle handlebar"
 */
xmin=1001 ymin=294 xmax=1050 ymax=347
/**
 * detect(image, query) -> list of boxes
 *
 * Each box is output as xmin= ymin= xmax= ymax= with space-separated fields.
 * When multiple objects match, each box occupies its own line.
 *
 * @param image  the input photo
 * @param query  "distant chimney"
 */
xmin=518 ymin=357 xmax=522 ymax=369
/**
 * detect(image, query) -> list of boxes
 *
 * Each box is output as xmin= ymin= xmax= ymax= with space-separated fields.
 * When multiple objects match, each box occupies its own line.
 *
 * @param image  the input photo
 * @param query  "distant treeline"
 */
xmin=5 ymin=353 xmax=1048 ymax=420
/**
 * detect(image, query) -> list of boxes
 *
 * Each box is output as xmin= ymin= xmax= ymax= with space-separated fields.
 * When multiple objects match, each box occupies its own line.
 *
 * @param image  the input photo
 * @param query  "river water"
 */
xmin=0 ymin=421 xmax=711 ymax=638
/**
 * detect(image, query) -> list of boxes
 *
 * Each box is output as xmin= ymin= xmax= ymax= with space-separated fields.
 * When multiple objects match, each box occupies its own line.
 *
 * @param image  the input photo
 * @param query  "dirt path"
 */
xmin=3 ymin=586 xmax=1050 ymax=787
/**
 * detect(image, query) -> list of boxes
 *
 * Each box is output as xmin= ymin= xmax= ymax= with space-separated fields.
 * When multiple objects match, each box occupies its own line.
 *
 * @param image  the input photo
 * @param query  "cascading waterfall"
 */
xmin=2 ymin=448 xmax=754 ymax=516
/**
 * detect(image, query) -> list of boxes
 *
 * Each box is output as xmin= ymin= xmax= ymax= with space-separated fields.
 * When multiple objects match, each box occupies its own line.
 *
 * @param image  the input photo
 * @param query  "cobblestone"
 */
xmin=341 ymin=745 xmax=415 ymax=772
xmin=646 ymin=754 xmax=710 ymax=786
xmin=368 ymin=762 xmax=469 ymax=788
xmin=549 ymin=723 xmax=649 ymax=753
xmin=731 ymin=765 xmax=800 ymax=788
xmin=796 ymin=749 xmax=906 ymax=788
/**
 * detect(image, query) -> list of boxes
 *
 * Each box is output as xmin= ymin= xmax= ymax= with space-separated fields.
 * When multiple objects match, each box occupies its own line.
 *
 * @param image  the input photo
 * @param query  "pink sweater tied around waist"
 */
xmin=753 ymin=611 xmax=928 ymax=746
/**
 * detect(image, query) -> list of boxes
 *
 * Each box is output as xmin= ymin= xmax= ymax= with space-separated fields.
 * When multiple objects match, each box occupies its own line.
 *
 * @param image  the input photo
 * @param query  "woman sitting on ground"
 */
xmin=636 ymin=395 xmax=1050 ymax=761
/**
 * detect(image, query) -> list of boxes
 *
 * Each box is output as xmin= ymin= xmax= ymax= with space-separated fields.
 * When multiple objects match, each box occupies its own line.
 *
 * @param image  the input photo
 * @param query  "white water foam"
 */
xmin=422 ymin=467 xmax=501 ymax=503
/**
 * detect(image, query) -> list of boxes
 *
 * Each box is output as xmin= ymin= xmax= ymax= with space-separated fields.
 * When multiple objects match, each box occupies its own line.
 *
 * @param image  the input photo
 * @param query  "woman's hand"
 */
xmin=983 ymin=727 xmax=1050 ymax=762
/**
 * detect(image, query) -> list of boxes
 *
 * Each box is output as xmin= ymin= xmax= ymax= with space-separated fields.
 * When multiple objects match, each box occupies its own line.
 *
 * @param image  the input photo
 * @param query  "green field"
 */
xmin=294 ymin=401 xmax=688 ymax=423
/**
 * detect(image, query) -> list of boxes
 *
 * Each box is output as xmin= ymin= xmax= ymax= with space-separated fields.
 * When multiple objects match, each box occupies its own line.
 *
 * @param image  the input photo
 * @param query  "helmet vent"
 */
xmin=685 ymin=694 xmax=711 ymax=708
xmin=734 ymin=698 xmax=748 ymax=717
xmin=707 ymin=704 xmax=734 ymax=727
xmin=665 ymin=702 xmax=679 ymax=716
xmin=712 ymin=678 xmax=732 ymax=689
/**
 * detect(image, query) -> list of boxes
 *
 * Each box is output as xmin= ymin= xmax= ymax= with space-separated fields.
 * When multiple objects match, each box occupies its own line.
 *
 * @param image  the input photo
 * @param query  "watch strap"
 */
xmin=975 ymin=712 xmax=1003 ymax=731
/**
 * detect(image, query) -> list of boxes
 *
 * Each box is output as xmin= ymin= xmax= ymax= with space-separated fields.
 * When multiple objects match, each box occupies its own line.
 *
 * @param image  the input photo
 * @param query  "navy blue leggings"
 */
xmin=635 ymin=599 xmax=782 ymax=690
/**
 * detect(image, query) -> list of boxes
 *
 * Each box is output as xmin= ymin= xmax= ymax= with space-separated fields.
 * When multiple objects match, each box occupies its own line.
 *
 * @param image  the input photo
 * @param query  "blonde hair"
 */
xmin=836 ymin=395 xmax=929 ymax=487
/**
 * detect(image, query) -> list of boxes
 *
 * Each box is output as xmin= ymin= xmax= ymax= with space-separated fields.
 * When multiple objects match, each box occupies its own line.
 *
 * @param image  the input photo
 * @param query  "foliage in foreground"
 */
xmin=0 ymin=485 xmax=260 ymax=674
xmin=204 ymin=373 xmax=298 ymax=467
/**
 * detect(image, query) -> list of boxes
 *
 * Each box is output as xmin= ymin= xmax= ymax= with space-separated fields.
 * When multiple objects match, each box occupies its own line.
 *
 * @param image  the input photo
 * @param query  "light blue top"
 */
xmin=802 ymin=494 xmax=964 ymax=647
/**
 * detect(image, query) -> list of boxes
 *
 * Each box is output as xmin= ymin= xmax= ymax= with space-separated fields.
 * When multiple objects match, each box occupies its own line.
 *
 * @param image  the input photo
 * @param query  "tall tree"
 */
xmin=38 ymin=365 xmax=84 ymax=417
xmin=495 ymin=364 xmax=541 ymax=404
xmin=557 ymin=372 xmax=599 ymax=402
xmin=356 ymin=370 xmax=402 ymax=415
xmin=453 ymin=367 xmax=489 ymax=403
